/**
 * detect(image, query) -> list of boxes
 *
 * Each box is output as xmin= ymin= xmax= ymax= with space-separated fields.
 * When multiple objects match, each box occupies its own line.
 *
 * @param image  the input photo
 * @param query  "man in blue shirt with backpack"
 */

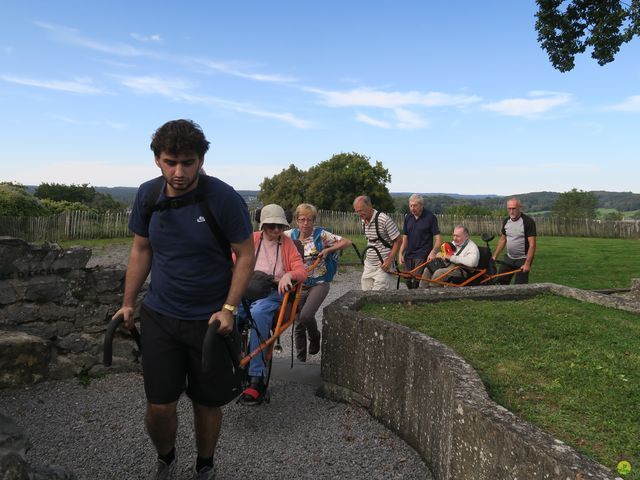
xmin=113 ymin=119 xmax=255 ymax=479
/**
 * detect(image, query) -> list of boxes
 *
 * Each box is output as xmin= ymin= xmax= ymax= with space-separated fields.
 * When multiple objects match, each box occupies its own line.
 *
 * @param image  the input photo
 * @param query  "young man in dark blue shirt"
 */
xmin=113 ymin=119 xmax=255 ymax=479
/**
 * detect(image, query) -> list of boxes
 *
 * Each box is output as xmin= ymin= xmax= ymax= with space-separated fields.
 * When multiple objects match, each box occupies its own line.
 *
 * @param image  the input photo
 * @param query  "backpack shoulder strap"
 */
xmin=141 ymin=176 xmax=165 ymax=228
xmin=374 ymin=211 xmax=392 ymax=249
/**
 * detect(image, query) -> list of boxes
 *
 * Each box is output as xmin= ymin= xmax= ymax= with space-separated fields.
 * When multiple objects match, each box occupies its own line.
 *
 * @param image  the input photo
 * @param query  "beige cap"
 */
xmin=259 ymin=204 xmax=289 ymax=230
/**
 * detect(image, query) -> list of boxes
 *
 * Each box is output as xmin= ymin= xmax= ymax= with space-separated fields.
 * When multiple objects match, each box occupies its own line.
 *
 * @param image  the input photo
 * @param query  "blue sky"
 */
xmin=1 ymin=1 xmax=639 ymax=195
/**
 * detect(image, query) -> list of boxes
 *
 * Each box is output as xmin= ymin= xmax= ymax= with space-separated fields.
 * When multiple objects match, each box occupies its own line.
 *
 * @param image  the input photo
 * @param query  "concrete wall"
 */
xmin=321 ymin=284 xmax=636 ymax=480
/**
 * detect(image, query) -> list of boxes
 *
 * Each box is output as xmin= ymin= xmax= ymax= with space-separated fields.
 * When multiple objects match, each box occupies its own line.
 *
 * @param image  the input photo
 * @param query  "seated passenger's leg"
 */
xmin=247 ymin=291 xmax=282 ymax=378
xmin=428 ymin=266 xmax=461 ymax=286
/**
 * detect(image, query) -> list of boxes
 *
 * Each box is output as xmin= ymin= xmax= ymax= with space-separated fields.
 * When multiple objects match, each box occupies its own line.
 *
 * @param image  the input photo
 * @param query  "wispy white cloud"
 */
xmin=117 ymin=75 xmax=193 ymax=99
xmin=308 ymin=86 xmax=473 ymax=129
xmin=308 ymin=87 xmax=481 ymax=108
xmin=36 ymin=21 xmax=296 ymax=85
xmin=130 ymin=33 xmax=162 ymax=43
xmin=394 ymin=108 xmax=427 ymax=129
xmin=188 ymin=58 xmax=298 ymax=84
xmin=483 ymin=91 xmax=571 ymax=117
xmin=356 ymin=113 xmax=391 ymax=128
xmin=35 ymin=21 xmax=151 ymax=57
xmin=117 ymin=75 xmax=311 ymax=128
xmin=1 ymin=74 xmax=108 ymax=94
xmin=606 ymin=95 xmax=640 ymax=112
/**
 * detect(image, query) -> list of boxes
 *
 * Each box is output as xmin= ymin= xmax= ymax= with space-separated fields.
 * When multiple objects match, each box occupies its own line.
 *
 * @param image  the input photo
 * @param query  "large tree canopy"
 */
xmin=552 ymin=188 xmax=598 ymax=218
xmin=258 ymin=164 xmax=307 ymax=211
xmin=35 ymin=183 xmax=96 ymax=203
xmin=536 ymin=0 xmax=640 ymax=72
xmin=306 ymin=153 xmax=393 ymax=212
xmin=258 ymin=152 xmax=394 ymax=213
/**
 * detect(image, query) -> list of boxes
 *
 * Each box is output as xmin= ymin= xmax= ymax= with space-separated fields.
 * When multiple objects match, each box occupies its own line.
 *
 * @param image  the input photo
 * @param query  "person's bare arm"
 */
xmin=522 ymin=236 xmax=536 ymax=273
xmin=492 ymin=235 xmax=507 ymax=261
xmin=382 ymin=236 xmax=401 ymax=272
xmin=210 ymin=236 xmax=255 ymax=335
xmin=428 ymin=233 xmax=443 ymax=262
xmin=319 ymin=236 xmax=352 ymax=258
xmin=398 ymin=235 xmax=408 ymax=265
xmin=112 ymin=234 xmax=152 ymax=329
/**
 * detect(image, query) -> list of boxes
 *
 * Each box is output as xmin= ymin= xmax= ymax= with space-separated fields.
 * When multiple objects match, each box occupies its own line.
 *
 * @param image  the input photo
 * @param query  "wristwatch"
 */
xmin=222 ymin=303 xmax=238 ymax=315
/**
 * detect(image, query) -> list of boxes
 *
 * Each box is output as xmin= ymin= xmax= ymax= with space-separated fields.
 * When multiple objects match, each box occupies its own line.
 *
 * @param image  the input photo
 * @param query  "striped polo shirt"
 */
xmin=362 ymin=210 xmax=400 ymax=266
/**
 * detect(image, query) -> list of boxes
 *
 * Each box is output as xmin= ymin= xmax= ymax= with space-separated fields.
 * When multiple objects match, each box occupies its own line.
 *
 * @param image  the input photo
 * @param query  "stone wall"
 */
xmin=320 ymin=283 xmax=638 ymax=480
xmin=0 ymin=237 xmax=140 ymax=389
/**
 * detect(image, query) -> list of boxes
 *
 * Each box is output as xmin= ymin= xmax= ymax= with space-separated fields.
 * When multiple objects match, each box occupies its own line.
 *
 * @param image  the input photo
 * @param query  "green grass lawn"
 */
xmin=362 ymin=294 xmax=640 ymax=476
xmin=340 ymin=235 xmax=639 ymax=290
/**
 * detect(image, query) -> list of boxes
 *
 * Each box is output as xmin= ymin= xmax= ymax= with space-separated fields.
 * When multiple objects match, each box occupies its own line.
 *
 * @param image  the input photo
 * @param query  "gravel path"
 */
xmin=0 ymin=246 xmax=433 ymax=479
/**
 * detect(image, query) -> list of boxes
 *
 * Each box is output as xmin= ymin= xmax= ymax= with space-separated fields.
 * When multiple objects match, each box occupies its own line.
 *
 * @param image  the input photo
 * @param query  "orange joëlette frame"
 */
xmin=392 ymin=257 xmax=523 ymax=287
xmin=239 ymin=256 xmax=322 ymax=368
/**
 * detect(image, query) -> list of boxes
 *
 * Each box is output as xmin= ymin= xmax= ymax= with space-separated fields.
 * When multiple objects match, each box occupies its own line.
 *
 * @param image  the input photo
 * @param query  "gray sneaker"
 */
xmin=151 ymin=458 xmax=177 ymax=480
xmin=192 ymin=465 xmax=216 ymax=479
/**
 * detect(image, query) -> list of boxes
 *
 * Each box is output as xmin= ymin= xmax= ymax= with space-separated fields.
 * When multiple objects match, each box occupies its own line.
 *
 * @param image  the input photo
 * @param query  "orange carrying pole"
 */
xmin=238 ymin=256 xmax=320 ymax=369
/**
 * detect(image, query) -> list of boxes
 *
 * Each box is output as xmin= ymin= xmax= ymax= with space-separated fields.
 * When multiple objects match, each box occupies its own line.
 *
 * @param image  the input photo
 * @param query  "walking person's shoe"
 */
xmin=308 ymin=330 xmax=321 ymax=356
xmin=151 ymin=458 xmax=177 ymax=480
xmin=192 ymin=464 xmax=216 ymax=479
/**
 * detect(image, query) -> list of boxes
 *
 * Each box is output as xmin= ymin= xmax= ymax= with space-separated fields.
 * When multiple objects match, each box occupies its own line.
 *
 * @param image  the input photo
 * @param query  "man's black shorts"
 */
xmin=140 ymin=304 xmax=239 ymax=407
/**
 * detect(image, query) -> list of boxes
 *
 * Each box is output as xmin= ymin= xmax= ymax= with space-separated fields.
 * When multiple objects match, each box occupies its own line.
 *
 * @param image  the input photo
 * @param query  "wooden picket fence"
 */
xmin=0 ymin=210 xmax=131 ymax=242
xmin=1 ymin=209 xmax=639 ymax=242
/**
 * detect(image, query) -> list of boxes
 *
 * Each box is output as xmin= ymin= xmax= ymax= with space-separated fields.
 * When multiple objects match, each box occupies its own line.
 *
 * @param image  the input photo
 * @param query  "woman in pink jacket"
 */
xmin=238 ymin=204 xmax=307 ymax=405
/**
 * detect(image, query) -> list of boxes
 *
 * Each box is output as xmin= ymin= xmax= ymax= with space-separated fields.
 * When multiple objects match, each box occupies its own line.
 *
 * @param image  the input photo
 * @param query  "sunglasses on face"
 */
xmin=264 ymin=223 xmax=285 ymax=230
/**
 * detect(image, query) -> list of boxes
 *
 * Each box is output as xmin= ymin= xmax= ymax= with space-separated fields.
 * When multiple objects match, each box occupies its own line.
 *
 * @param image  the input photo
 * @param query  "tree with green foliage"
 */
xmin=258 ymin=164 xmax=307 ymax=211
xmin=35 ymin=182 xmax=96 ymax=203
xmin=552 ymin=188 xmax=598 ymax=219
xmin=535 ymin=0 xmax=640 ymax=72
xmin=90 ymin=191 xmax=127 ymax=212
xmin=34 ymin=182 xmax=126 ymax=212
xmin=258 ymin=152 xmax=394 ymax=213
xmin=306 ymin=152 xmax=394 ymax=212
xmin=0 ymin=182 xmax=50 ymax=216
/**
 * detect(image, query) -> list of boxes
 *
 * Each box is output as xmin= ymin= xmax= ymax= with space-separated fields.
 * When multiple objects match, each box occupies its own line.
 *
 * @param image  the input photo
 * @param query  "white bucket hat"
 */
xmin=259 ymin=204 xmax=289 ymax=230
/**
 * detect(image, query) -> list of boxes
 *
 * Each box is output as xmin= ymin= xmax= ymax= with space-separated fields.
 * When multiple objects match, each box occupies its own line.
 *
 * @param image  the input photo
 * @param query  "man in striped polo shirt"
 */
xmin=353 ymin=195 xmax=401 ymax=290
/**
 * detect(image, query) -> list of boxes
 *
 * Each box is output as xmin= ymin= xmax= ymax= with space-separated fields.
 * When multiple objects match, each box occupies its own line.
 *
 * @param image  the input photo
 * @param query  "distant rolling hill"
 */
xmin=22 ymin=185 xmax=640 ymax=213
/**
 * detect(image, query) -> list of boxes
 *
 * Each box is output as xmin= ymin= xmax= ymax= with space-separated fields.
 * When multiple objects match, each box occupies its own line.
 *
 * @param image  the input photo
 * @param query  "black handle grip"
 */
xmin=103 ymin=315 xmax=141 ymax=367
xmin=202 ymin=320 xmax=221 ymax=374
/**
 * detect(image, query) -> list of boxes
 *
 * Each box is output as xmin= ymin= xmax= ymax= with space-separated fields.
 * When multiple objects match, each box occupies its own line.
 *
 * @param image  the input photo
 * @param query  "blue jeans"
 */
xmin=237 ymin=290 xmax=283 ymax=378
